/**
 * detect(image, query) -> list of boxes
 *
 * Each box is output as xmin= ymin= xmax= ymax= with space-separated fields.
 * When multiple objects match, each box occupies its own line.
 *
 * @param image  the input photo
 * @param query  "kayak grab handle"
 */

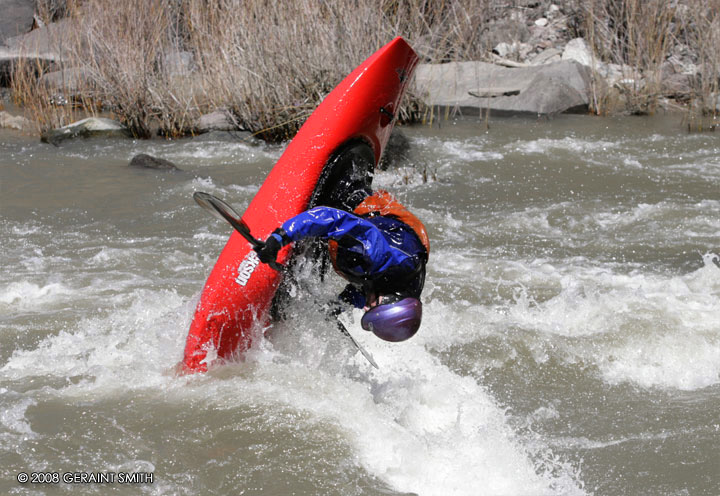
xmin=379 ymin=106 xmax=395 ymax=126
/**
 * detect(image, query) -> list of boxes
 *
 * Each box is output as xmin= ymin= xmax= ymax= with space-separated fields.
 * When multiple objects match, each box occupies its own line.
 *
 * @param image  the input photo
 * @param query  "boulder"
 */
xmin=4 ymin=19 xmax=73 ymax=56
xmin=562 ymin=38 xmax=593 ymax=67
xmin=413 ymin=60 xmax=593 ymax=115
xmin=596 ymin=62 xmax=633 ymax=87
xmin=0 ymin=45 xmax=57 ymax=86
xmin=196 ymin=109 xmax=237 ymax=132
xmin=529 ymin=48 xmax=562 ymax=66
xmin=39 ymin=67 xmax=92 ymax=93
xmin=41 ymin=117 xmax=130 ymax=145
xmin=0 ymin=109 xmax=31 ymax=130
xmin=661 ymin=73 xmax=693 ymax=99
xmin=128 ymin=153 xmax=181 ymax=171
xmin=0 ymin=0 xmax=35 ymax=45
xmin=1 ymin=20 xmax=73 ymax=86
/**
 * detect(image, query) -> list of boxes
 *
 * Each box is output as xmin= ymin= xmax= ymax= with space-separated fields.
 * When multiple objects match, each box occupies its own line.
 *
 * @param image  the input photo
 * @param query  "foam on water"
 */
xmin=0 ymin=280 xmax=75 ymax=309
xmin=507 ymin=137 xmax=621 ymax=159
xmin=1 ymin=287 xmax=190 ymax=387
xmin=483 ymin=253 xmax=720 ymax=391
xmin=3 ymin=116 xmax=717 ymax=494
xmin=0 ymin=274 xmax=585 ymax=496
xmin=439 ymin=138 xmax=505 ymax=162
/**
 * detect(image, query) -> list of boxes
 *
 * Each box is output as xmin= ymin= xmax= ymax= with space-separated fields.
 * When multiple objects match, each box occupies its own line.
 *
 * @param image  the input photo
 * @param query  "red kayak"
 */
xmin=182 ymin=37 xmax=418 ymax=373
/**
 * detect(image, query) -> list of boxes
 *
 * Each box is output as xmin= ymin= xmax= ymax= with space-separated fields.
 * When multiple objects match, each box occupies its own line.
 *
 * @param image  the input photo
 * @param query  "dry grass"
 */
xmin=580 ymin=0 xmax=720 ymax=120
xmin=183 ymin=0 xmax=497 ymax=140
xmin=12 ymin=0 xmax=501 ymax=139
xmin=9 ymin=0 xmax=720 ymax=138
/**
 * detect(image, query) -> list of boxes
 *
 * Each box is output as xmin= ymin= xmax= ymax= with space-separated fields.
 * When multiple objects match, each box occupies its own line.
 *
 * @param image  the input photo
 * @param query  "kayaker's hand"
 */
xmin=256 ymin=233 xmax=282 ymax=264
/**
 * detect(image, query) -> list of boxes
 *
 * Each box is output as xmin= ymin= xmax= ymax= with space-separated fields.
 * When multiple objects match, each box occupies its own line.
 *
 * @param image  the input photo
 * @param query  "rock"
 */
xmin=529 ymin=48 xmax=562 ymax=65
xmin=665 ymin=54 xmax=698 ymax=76
xmin=128 ymin=153 xmax=181 ymax=171
xmin=1 ymin=20 xmax=73 ymax=86
xmin=197 ymin=109 xmax=237 ymax=132
xmin=0 ymin=109 xmax=31 ymax=130
xmin=4 ymin=19 xmax=73 ymax=57
xmin=0 ymin=0 xmax=35 ymax=45
xmin=597 ymin=63 xmax=623 ymax=87
xmin=535 ymin=18 xmax=548 ymax=27
xmin=41 ymin=117 xmax=130 ymax=145
xmin=0 ymin=45 xmax=56 ymax=87
xmin=661 ymin=73 xmax=693 ymax=99
xmin=483 ymin=18 xmax=530 ymax=50
xmin=546 ymin=4 xmax=561 ymax=19
xmin=562 ymin=38 xmax=593 ymax=67
xmin=39 ymin=67 xmax=92 ymax=95
xmin=493 ymin=42 xmax=514 ymax=59
xmin=413 ymin=60 xmax=593 ymax=115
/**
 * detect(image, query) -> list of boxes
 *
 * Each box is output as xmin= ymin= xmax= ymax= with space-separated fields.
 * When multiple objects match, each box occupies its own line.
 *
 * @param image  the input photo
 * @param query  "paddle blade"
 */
xmin=193 ymin=191 xmax=285 ymax=271
xmin=193 ymin=192 xmax=258 ymax=246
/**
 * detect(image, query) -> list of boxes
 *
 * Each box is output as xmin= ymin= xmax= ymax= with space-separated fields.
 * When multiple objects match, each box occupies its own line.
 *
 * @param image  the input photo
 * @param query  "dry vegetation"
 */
xmin=9 ymin=0 xmax=720 ymax=139
xmin=580 ymin=0 xmax=720 ymax=123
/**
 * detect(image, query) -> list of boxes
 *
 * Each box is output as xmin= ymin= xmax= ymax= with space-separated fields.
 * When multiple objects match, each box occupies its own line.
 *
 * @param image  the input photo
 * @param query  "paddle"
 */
xmin=329 ymin=308 xmax=379 ymax=369
xmin=193 ymin=191 xmax=284 ymax=271
xmin=193 ymin=191 xmax=379 ymax=369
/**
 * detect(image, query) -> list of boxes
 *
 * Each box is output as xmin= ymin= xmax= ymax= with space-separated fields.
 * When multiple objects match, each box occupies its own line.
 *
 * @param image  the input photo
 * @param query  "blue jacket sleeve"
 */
xmin=280 ymin=207 xmax=394 ymax=274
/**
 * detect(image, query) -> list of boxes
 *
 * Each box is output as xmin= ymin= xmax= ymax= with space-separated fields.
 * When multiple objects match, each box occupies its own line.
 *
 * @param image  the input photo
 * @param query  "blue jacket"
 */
xmin=271 ymin=206 xmax=427 ymax=307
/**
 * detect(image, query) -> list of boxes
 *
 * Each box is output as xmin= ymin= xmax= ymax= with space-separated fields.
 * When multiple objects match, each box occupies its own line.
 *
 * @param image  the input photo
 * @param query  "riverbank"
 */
xmin=1 ymin=0 xmax=719 ymax=141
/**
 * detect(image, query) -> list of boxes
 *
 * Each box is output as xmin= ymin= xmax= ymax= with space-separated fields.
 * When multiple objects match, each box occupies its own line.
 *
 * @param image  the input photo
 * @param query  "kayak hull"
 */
xmin=183 ymin=37 xmax=418 ymax=373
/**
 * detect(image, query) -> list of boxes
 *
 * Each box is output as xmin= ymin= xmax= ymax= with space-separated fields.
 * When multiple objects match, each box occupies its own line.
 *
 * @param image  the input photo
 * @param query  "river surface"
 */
xmin=1 ymin=114 xmax=719 ymax=495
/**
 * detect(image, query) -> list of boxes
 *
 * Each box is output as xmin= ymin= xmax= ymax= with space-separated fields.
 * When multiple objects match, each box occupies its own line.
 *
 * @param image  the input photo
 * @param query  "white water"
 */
xmin=2 ymin=115 xmax=719 ymax=495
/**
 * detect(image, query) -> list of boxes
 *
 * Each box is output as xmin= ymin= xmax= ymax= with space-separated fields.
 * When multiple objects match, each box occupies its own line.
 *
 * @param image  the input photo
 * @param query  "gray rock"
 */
xmin=596 ymin=62 xmax=631 ymax=87
xmin=483 ymin=18 xmax=530 ymax=49
xmin=413 ymin=60 xmax=593 ymax=115
xmin=0 ymin=109 xmax=31 ymax=130
xmin=0 ymin=0 xmax=35 ymax=45
xmin=529 ymin=48 xmax=562 ymax=66
xmin=661 ymin=73 xmax=693 ymax=99
xmin=562 ymin=38 xmax=593 ymax=67
xmin=39 ymin=67 xmax=92 ymax=94
xmin=1 ymin=20 xmax=73 ymax=86
xmin=129 ymin=153 xmax=181 ymax=171
xmin=197 ymin=109 xmax=237 ymax=132
xmin=5 ymin=19 xmax=73 ymax=57
xmin=0 ymin=45 xmax=57 ymax=86
xmin=493 ymin=42 xmax=516 ymax=59
xmin=41 ymin=117 xmax=130 ymax=145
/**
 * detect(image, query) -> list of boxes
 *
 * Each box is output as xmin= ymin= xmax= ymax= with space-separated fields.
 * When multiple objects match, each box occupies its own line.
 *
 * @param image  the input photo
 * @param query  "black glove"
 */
xmin=255 ymin=228 xmax=288 ymax=265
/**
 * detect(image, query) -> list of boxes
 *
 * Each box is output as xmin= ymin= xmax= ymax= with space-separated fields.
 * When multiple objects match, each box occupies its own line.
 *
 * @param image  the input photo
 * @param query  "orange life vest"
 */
xmin=352 ymin=190 xmax=430 ymax=254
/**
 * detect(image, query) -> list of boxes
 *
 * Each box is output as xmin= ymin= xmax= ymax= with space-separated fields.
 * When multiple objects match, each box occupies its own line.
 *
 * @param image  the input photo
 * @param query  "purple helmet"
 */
xmin=361 ymin=295 xmax=422 ymax=342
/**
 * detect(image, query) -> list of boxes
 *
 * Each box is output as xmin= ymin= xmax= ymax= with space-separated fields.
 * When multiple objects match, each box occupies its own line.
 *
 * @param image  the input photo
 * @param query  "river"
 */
xmin=1 ymin=114 xmax=719 ymax=495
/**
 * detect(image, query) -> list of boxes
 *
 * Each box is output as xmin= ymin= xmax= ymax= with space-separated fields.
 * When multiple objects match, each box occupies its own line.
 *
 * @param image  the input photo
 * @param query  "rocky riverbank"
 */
xmin=1 ymin=0 xmax=718 ymax=140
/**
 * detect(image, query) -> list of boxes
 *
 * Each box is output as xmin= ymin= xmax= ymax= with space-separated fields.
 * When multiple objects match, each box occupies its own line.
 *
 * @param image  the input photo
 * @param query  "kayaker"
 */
xmin=255 ymin=190 xmax=429 ymax=342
